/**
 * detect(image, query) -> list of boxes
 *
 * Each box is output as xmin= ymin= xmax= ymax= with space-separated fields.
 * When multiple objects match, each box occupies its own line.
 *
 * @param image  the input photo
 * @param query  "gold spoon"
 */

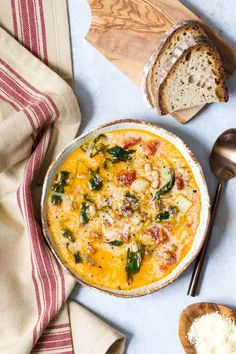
xmin=187 ymin=129 xmax=236 ymax=297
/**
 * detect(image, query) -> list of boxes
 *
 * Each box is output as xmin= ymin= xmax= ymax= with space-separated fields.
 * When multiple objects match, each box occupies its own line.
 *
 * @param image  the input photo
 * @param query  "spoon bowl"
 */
xmin=179 ymin=302 xmax=236 ymax=353
xmin=210 ymin=128 xmax=236 ymax=181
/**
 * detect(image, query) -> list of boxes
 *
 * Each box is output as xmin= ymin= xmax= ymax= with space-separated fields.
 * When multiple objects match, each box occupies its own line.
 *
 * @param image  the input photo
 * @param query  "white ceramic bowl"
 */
xmin=41 ymin=119 xmax=210 ymax=297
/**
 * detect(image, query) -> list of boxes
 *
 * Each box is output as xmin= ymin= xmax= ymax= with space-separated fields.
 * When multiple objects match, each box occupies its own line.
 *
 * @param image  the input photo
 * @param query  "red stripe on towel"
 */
xmin=46 ymin=323 xmax=71 ymax=330
xmin=37 ymin=332 xmax=72 ymax=344
xmin=11 ymin=0 xmax=48 ymax=63
xmin=38 ymin=0 xmax=48 ymax=64
xmin=11 ymin=0 xmax=19 ymax=40
xmin=34 ymin=339 xmax=72 ymax=351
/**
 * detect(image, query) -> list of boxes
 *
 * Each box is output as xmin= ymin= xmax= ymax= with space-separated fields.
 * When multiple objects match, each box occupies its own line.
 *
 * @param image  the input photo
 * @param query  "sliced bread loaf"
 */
xmin=143 ymin=21 xmax=207 ymax=108
xmin=157 ymin=42 xmax=229 ymax=115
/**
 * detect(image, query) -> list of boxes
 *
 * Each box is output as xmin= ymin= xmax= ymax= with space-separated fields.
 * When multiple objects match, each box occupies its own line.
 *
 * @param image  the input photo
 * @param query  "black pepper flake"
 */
xmin=193 ymin=189 xmax=197 ymax=193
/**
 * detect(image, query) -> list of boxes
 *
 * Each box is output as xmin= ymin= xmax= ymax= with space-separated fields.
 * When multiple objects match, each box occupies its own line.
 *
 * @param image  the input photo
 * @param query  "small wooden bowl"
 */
xmin=179 ymin=302 xmax=236 ymax=353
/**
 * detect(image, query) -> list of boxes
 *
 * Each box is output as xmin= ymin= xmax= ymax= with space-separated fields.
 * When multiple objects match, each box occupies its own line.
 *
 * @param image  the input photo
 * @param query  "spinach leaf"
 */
xmin=155 ymin=206 xmax=178 ymax=221
xmin=51 ymin=194 xmax=62 ymax=205
xmin=107 ymin=146 xmax=135 ymax=162
xmin=59 ymin=171 xmax=70 ymax=185
xmin=88 ymin=169 xmax=103 ymax=190
xmin=109 ymin=240 xmax=123 ymax=246
xmin=154 ymin=168 xmax=175 ymax=200
xmin=155 ymin=211 xmax=170 ymax=221
xmin=74 ymin=251 xmax=82 ymax=263
xmin=125 ymin=244 xmax=145 ymax=282
xmin=62 ymin=228 xmax=75 ymax=242
xmin=80 ymin=202 xmax=89 ymax=224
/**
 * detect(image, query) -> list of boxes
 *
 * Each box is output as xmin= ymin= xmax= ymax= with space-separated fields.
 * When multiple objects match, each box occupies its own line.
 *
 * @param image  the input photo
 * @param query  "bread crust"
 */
xmin=157 ymin=40 xmax=229 ymax=115
xmin=142 ymin=20 xmax=207 ymax=108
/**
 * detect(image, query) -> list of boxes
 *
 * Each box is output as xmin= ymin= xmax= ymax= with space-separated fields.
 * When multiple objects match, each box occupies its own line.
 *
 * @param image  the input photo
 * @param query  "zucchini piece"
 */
xmin=52 ymin=170 xmax=70 ymax=198
xmin=175 ymin=194 xmax=192 ymax=213
xmin=74 ymin=251 xmax=82 ymax=264
xmin=109 ymin=240 xmax=123 ymax=246
xmin=154 ymin=168 xmax=175 ymax=200
xmin=89 ymin=134 xmax=107 ymax=157
xmin=126 ymin=192 xmax=138 ymax=204
xmin=53 ymin=183 xmax=65 ymax=194
xmin=80 ymin=202 xmax=89 ymax=224
xmin=103 ymin=158 xmax=113 ymax=169
xmin=83 ymin=194 xmax=94 ymax=203
xmin=62 ymin=228 xmax=75 ymax=242
xmin=88 ymin=169 xmax=103 ymax=191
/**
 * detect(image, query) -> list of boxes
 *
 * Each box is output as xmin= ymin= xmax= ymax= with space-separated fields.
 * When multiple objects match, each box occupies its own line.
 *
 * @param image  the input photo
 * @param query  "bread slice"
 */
xmin=142 ymin=21 xmax=207 ymax=108
xmin=157 ymin=42 xmax=229 ymax=115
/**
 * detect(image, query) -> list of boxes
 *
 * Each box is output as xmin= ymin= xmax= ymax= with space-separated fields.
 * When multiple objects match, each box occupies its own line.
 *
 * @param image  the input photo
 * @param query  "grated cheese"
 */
xmin=187 ymin=312 xmax=236 ymax=354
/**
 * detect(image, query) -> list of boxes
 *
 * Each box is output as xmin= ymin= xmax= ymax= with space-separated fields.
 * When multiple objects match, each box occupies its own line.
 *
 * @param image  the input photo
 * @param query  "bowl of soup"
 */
xmin=41 ymin=119 xmax=210 ymax=297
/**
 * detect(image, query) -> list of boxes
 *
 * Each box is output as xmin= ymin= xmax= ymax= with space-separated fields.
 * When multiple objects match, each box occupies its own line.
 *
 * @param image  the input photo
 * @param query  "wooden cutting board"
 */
xmin=86 ymin=0 xmax=236 ymax=123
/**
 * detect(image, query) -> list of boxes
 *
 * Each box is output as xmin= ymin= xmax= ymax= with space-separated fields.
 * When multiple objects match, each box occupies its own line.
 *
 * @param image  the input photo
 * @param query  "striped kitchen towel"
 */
xmin=0 ymin=1 xmax=125 ymax=353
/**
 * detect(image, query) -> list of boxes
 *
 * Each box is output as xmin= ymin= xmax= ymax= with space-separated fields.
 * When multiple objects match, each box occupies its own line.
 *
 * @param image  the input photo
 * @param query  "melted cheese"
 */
xmin=46 ymin=129 xmax=201 ymax=290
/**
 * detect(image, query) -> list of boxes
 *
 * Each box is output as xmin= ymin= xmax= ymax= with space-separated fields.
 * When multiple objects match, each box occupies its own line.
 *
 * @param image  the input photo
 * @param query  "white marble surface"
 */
xmin=68 ymin=1 xmax=236 ymax=353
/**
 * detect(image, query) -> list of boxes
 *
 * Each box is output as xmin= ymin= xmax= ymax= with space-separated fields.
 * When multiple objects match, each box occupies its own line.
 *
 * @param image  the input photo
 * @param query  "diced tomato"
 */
xmin=147 ymin=226 xmax=169 ymax=244
xmin=122 ymin=136 xmax=141 ymax=149
xmin=163 ymin=251 xmax=177 ymax=265
xmin=118 ymin=170 xmax=136 ymax=186
xmin=176 ymin=174 xmax=184 ymax=190
xmin=143 ymin=140 xmax=160 ymax=155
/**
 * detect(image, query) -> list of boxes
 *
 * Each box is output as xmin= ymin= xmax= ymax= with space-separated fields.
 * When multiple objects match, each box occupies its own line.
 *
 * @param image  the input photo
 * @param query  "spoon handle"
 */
xmin=187 ymin=182 xmax=223 ymax=297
